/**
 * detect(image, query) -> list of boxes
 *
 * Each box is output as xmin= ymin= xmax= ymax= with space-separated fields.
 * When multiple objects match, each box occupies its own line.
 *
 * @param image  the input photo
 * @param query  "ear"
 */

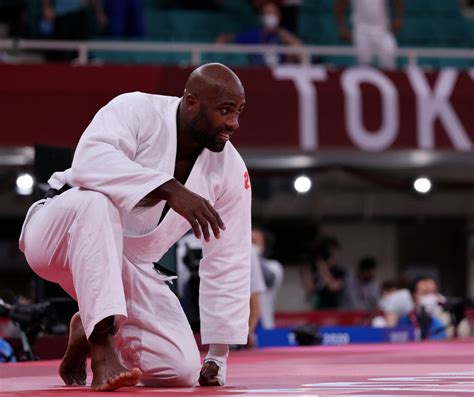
xmin=184 ymin=92 xmax=199 ymax=111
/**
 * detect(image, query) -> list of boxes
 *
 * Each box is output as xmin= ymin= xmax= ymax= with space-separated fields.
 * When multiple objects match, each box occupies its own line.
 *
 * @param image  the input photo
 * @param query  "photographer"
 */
xmin=303 ymin=236 xmax=346 ymax=309
xmin=398 ymin=277 xmax=447 ymax=340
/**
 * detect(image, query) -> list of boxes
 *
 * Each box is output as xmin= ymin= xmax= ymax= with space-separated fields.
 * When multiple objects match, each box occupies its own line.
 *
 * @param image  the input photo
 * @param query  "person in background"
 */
xmin=247 ymin=245 xmax=267 ymax=348
xmin=342 ymin=256 xmax=379 ymax=310
xmin=248 ymin=0 xmax=301 ymax=33
xmin=216 ymin=1 xmax=303 ymax=66
xmin=303 ymin=236 xmax=346 ymax=309
xmin=335 ymin=0 xmax=403 ymax=69
xmin=175 ymin=231 xmax=266 ymax=349
xmin=40 ymin=0 xmax=106 ymax=60
xmin=398 ymin=276 xmax=447 ymax=340
xmin=102 ymin=0 xmax=145 ymax=39
xmin=251 ymin=226 xmax=284 ymax=329
xmin=176 ymin=232 xmax=203 ymax=332
xmin=373 ymin=278 xmax=414 ymax=327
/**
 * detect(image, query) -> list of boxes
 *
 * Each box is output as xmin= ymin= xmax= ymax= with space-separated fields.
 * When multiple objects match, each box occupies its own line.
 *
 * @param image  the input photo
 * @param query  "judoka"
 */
xmin=19 ymin=63 xmax=251 ymax=391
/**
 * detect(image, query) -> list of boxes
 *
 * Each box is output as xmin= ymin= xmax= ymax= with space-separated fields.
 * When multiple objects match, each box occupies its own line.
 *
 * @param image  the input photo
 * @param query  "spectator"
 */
xmin=373 ymin=278 xmax=414 ymax=327
xmin=252 ymin=226 xmax=284 ymax=329
xmin=40 ymin=0 xmax=106 ymax=60
xmin=303 ymin=236 xmax=346 ymax=309
xmin=247 ymin=245 xmax=267 ymax=348
xmin=335 ymin=0 xmax=403 ymax=69
xmin=102 ymin=0 xmax=145 ymax=39
xmin=342 ymin=256 xmax=379 ymax=310
xmin=216 ymin=1 xmax=303 ymax=66
xmin=248 ymin=0 xmax=301 ymax=33
xmin=398 ymin=276 xmax=448 ymax=340
xmin=176 ymin=232 xmax=202 ymax=332
xmin=176 ymin=232 xmax=266 ymax=348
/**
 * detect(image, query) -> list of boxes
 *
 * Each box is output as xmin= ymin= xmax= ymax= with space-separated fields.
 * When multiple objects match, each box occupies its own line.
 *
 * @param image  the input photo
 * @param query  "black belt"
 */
xmin=43 ymin=184 xmax=72 ymax=199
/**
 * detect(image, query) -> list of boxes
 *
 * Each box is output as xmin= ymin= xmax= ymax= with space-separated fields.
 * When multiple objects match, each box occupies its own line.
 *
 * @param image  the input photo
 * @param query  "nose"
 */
xmin=225 ymin=116 xmax=239 ymax=131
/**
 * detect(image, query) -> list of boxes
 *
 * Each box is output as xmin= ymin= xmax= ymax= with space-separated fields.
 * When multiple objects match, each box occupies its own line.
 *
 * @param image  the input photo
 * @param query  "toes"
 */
xmin=93 ymin=368 xmax=142 ymax=391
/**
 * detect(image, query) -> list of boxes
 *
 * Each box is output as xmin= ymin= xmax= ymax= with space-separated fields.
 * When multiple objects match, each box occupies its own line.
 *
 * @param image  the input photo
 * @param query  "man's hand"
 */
xmin=143 ymin=179 xmax=226 ymax=241
xmin=199 ymin=360 xmax=224 ymax=386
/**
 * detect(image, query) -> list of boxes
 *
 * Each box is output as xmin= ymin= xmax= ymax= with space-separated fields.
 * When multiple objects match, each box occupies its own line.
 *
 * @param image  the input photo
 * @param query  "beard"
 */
xmin=189 ymin=106 xmax=226 ymax=152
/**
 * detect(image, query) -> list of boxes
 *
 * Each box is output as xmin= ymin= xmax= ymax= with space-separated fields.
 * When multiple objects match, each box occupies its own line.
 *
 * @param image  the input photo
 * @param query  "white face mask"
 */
xmin=420 ymin=294 xmax=443 ymax=316
xmin=379 ymin=289 xmax=414 ymax=316
xmin=253 ymin=244 xmax=264 ymax=256
xmin=262 ymin=14 xmax=279 ymax=30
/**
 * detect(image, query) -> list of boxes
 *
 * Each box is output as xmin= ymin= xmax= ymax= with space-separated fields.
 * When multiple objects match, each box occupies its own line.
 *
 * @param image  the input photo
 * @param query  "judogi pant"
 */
xmin=20 ymin=188 xmax=201 ymax=387
xmin=354 ymin=23 xmax=397 ymax=69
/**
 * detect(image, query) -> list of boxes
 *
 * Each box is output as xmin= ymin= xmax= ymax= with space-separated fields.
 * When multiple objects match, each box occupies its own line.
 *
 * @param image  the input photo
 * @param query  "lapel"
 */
xmin=123 ymin=148 xmax=211 ymax=264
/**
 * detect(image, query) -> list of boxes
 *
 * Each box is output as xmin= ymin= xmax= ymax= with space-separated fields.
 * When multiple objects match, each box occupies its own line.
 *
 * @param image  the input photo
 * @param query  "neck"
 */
xmin=176 ymin=101 xmax=202 ymax=161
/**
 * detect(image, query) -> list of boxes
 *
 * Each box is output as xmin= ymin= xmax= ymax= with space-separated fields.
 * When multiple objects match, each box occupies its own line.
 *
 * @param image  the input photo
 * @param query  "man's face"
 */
xmin=190 ymin=89 xmax=245 ymax=152
xmin=189 ymin=87 xmax=245 ymax=152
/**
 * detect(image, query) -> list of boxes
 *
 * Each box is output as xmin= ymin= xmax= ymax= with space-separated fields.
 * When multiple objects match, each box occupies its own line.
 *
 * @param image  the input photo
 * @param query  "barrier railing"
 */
xmin=1 ymin=39 xmax=474 ymax=66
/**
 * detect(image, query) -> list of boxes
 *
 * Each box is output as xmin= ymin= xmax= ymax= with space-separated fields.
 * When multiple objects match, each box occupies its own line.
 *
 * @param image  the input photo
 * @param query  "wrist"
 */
xmin=150 ymin=179 xmax=180 ymax=201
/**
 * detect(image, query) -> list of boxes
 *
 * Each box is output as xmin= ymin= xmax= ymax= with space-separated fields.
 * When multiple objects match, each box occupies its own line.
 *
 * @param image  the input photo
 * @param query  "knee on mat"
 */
xmin=140 ymin=361 xmax=200 ymax=387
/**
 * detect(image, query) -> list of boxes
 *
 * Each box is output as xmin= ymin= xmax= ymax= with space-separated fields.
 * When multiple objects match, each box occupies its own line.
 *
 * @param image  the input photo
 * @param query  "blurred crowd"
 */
xmin=0 ymin=0 xmax=410 ymax=67
xmin=172 ymin=227 xmax=471 ymax=350
xmin=301 ymin=234 xmax=471 ymax=341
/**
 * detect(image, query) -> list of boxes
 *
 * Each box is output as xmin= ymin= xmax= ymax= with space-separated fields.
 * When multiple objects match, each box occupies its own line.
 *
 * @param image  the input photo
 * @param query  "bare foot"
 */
xmin=59 ymin=312 xmax=89 ymax=386
xmin=91 ymin=363 xmax=142 ymax=392
xmin=89 ymin=318 xmax=141 ymax=391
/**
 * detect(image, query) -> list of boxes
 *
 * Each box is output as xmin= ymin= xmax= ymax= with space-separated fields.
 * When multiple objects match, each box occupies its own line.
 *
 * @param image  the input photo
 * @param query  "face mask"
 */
xmin=379 ymin=289 xmax=414 ymax=316
xmin=262 ymin=14 xmax=279 ymax=30
xmin=420 ymin=294 xmax=443 ymax=317
xmin=253 ymin=244 xmax=264 ymax=256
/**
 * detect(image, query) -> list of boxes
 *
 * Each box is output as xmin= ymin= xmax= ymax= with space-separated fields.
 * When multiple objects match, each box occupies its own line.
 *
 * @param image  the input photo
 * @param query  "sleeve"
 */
xmin=69 ymin=93 xmax=174 ymax=213
xmin=198 ymin=166 xmax=252 ymax=345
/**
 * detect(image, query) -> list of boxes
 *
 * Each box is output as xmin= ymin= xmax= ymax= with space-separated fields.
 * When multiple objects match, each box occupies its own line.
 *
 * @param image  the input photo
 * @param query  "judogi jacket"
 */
xmin=48 ymin=92 xmax=252 ymax=345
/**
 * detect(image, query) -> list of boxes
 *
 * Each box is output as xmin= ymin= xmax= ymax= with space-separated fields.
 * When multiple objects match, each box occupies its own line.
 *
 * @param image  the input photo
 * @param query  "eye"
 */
xmin=221 ymin=107 xmax=230 ymax=115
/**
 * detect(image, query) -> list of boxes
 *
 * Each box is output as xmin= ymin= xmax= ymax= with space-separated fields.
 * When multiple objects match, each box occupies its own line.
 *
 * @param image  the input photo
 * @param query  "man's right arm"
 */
xmin=141 ymin=179 xmax=225 ymax=241
xmin=69 ymin=93 xmax=174 ymax=213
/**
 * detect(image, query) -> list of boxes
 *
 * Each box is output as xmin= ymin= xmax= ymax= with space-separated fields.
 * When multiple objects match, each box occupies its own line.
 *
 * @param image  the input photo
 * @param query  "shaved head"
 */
xmin=184 ymin=63 xmax=244 ymax=100
xmin=179 ymin=63 xmax=246 ymax=152
xmin=185 ymin=63 xmax=244 ymax=96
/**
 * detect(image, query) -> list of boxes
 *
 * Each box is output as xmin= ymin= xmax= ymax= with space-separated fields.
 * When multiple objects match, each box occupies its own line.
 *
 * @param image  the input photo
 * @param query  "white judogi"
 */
xmin=350 ymin=0 xmax=397 ymax=69
xmin=19 ymin=92 xmax=252 ymax=386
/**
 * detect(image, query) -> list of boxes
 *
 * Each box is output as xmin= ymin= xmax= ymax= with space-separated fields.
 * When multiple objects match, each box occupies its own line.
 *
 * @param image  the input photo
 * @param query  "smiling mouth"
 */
xmin=218 ymin=132 xmax=231 ymax=141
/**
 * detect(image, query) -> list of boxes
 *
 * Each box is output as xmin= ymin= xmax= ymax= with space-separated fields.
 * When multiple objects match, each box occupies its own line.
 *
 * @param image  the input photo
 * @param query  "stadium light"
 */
xmin=413 ymin=177 xmax=432 ymax=195
xmin=294 ymin=175 xmax=312 ymax=194
xmin=16 ymin=173 xmax=34 ymax=196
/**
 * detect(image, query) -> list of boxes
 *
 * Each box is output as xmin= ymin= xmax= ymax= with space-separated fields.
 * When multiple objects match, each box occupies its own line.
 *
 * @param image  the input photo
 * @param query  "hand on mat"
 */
xmin=199 ymin=358 xmax=226 ymax=386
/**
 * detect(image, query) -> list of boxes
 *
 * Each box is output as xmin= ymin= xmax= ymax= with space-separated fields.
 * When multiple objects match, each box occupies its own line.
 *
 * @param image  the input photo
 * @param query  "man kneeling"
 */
xmin=19 ymin=63 xmax=251 ymax=391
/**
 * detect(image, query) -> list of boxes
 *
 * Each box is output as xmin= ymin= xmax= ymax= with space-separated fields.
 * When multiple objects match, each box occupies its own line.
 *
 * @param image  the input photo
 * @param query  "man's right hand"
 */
xmin=145 ymin=179 xmax=226 ymax=241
